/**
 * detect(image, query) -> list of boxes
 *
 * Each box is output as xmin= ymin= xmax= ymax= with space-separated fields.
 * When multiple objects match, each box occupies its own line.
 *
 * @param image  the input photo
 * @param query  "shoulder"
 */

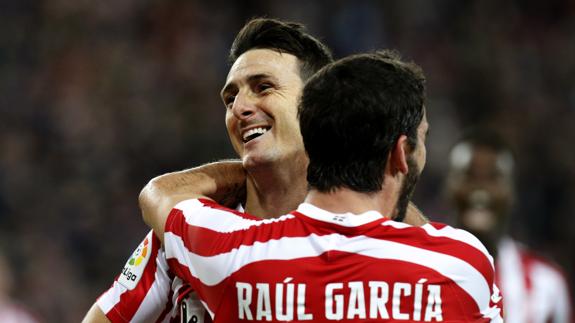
xmin=168 ymin=198 xmax=296 ymax=234
xmin=422 ymin=221 xmax=492 ymax=258
xmin=381 ymin=219 xmax=496 ymax=278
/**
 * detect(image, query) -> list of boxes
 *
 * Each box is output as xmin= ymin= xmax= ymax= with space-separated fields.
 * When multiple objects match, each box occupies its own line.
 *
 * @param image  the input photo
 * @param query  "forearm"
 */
xmin=140 ymin=160 xmax=246 ymax=242
xmin=82 ymin=304 xmax=111 ymax=323
xmin=404 ymin=201 xmax=429 ymax=226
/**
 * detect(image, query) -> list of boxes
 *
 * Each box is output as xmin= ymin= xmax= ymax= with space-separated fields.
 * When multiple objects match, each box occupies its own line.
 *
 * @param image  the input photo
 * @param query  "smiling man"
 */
xmin=83 ymin=18 xmax=334 ymax=323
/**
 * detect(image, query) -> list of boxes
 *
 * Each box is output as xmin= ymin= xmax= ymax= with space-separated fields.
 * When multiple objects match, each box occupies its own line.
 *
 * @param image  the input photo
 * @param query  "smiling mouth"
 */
xmin=242 ymin=127 xmax=271 ymax=143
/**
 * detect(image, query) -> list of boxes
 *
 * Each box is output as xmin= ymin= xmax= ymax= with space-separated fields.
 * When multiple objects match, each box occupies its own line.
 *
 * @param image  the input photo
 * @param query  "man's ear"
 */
xmin=391 ymin=135 xmax=409 ymax=175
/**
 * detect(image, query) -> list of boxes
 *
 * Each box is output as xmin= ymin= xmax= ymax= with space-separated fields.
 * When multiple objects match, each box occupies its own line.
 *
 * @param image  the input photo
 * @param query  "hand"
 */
xmin=403 ymin=202 xmax=428 ymax=226
xmin=140 ymin=160 xmax=247 ymax=242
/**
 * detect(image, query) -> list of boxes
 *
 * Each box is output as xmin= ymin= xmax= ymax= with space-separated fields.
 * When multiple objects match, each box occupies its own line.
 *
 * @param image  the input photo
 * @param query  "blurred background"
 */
xmin=0 ymin=0 xmax=574 ymax=321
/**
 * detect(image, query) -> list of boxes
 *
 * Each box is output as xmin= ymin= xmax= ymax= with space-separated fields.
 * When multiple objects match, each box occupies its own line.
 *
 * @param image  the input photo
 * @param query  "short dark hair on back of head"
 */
xmin=299 ymin=50 xmax=426 ymax=193
xmin=229 ymin=18 xmax=333 ymax=81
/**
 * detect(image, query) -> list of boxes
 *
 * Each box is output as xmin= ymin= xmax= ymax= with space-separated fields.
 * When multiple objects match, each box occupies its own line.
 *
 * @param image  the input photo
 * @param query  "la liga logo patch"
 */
xmin=128 ymin=237 xmax=149 ymax=266
xmin=118 ymin=232 xmax=154 ymax=290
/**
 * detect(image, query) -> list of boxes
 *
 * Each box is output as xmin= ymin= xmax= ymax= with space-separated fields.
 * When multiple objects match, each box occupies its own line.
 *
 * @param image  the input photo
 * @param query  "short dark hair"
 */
xmin=299 ymin=50 xmax=426 ymax=193
xmin=229 ymin=18 xmax=333 ymax=81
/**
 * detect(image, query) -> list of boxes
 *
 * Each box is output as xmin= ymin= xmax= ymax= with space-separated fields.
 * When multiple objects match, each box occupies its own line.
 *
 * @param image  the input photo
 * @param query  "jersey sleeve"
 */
xmin=163 ymin=198 xmax=257 ymax=318
xmin=423 ymin=223 xmax=505 ymax=322
xmin=163 ymin=198 xmax=259 ymax=272
xmin=96 ymin=230 xmax=175 ymax=322
xmin=162 ymin=199 xmax=212 ymax=287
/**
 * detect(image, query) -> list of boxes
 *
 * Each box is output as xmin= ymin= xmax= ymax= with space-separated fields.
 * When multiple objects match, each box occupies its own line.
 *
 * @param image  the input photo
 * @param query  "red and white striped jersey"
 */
xmin=97 ymin=230 xmax=211 ymax=323
xmin=164 ymin=198 xmax=504 ymax=322
xmin=497 ymin=238 xmax=572 ymax=323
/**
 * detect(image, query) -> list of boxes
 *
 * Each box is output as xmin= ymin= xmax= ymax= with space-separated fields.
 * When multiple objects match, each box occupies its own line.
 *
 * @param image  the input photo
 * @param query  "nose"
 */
xmin=231 ymin=92 xmax=257 ymax=120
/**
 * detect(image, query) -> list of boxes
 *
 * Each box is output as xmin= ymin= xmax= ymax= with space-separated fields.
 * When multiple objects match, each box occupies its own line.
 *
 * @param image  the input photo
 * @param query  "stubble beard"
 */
xmin=394 ymin=156 xmax=420 ymax=222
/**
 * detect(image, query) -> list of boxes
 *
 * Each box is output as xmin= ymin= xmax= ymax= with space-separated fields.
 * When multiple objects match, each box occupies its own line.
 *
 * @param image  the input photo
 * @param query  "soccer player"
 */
xmin=446 ymin=131 xmax=572 ymax=323
xmin=82 ymin=18 xmax=332 ymax=323
xmin=84 ymin=18 xmax=429 ymax=323
xmin=144 ymin=51 xmax=504 ymax=322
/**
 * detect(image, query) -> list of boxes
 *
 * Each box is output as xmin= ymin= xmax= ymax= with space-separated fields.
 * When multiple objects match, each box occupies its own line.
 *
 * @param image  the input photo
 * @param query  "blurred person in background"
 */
xmin=446 ymin=130 xmax=572 ymax=323
xmin=0 ymin=250 xmax=40 ymax=323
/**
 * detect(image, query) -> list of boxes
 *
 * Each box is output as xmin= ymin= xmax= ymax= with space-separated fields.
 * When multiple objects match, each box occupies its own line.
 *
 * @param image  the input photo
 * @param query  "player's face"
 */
xmin=394 ymin=113 xmax=428 ymax=221
xmin=449 ymin=146 xmax=512 ymax=236
xmin=222 ymin=49 xmax=305 ymax=169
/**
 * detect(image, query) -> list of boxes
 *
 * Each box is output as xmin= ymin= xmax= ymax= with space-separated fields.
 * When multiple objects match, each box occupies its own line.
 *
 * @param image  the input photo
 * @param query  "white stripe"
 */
xmin=165 ymin=232 xmax=492 ymax=314
xmin=380 ymin=220 xmax=412 ymax=229
xmin=175 ymin=199 xmax=295 ymax=233
xmin=97 ymin=281 xmax=127 ymax=314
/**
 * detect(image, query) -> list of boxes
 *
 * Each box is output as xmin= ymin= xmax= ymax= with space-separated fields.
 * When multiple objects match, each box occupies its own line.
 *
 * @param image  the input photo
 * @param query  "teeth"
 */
xmin=242 ymin=127 xmax=269 ymax=142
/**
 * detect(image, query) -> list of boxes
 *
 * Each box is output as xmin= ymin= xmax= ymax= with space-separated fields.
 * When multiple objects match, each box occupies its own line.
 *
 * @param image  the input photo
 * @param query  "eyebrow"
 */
xmin=220 ymin=73 xmax=275 ymax=99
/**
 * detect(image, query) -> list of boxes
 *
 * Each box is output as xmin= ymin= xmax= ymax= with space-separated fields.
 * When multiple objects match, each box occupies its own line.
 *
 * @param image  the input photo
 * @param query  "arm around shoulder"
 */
xmin=140 ymin=160 xmax=246 ymax=243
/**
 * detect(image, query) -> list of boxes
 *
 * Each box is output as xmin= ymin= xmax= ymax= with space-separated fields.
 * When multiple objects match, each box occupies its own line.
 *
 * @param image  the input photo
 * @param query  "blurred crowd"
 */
xmin=0 ymin=0 xmax=574 ymax=321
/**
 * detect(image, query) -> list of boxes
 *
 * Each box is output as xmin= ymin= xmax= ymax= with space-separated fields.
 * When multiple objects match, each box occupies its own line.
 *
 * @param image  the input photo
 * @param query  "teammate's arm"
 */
xmin=405 ymin=202 xmax=428 ymax=226
xmin=141 ymin=160 xmax=246 ymax=243
xmin=82 ymin=304 xmax=110 ymax=323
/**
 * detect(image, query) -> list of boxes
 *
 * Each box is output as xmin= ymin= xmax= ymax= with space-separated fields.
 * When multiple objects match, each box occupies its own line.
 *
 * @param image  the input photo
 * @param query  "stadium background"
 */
xmin=0 ymin=0 xmax=574 ymax=321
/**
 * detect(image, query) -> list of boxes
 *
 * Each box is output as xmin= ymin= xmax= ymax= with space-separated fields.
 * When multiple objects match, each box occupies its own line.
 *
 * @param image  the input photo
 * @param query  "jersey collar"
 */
xmin=295 ymin=203 xmax=388 ymax=228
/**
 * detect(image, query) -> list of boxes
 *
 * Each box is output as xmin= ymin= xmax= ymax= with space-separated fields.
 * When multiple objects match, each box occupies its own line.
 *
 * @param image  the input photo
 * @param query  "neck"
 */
xmin=304 ymin=185 xmax=400 ymax=218
xmin=243 ymin=153 xmax=308 ymax=218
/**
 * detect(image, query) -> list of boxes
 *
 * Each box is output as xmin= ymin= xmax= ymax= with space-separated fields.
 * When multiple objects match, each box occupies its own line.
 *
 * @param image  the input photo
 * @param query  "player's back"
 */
xmin=164 ymin=199 xmax=503 ymax=322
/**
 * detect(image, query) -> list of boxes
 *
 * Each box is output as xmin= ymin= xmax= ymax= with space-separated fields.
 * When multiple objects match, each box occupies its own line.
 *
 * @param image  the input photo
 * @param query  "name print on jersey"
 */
xmin=236 ymin=277 xmax=443 ymax=321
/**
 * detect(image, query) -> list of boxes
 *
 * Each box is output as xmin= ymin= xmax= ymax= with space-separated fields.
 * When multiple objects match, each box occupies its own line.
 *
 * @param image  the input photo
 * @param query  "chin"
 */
xmin=242 ymin=153 xmax=276 ymax=170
